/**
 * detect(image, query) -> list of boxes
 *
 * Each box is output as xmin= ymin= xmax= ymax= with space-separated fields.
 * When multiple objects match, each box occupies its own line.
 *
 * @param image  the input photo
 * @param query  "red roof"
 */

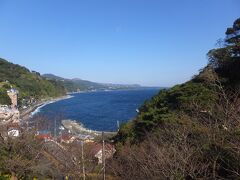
xmin=7 ymin=123 xmax=20 ymax=129
xmin=86 ymin=142 xmax=115 ymax=155
xmin=36 ymin=134 xmax=52 ymax=140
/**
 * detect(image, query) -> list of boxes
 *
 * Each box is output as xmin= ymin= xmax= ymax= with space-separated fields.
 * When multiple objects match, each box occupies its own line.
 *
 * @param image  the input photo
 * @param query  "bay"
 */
xmin=32 ymin=88 xmax=160 ymax=132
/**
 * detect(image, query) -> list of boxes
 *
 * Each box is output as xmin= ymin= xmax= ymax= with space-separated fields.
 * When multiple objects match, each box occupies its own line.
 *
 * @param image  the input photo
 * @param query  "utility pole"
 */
xmin=26 ymin=121 xmax=29 ymax=131
xmin=54 ymin=118 xmax=57 ymax=139
xmin=81 ymin=141 xmax=86 ymax=180
xmin=102 ymin=132 xmax=106 ymax=180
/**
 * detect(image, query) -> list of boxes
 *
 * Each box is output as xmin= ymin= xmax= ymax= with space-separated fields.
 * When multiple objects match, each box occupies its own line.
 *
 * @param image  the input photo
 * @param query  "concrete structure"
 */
xmin=7 ymin=88 xmax=19 ymax=109
xmin=0 ymin=105 xmax=20 ymax=124
xmin=0 ymin=88 xmax=20 ymax=124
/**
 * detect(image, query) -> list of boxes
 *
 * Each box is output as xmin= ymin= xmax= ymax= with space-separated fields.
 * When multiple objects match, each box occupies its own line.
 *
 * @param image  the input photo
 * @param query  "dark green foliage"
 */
xmin=117 ymin=18 xmax=240 ymax=143
xmin=208 ymin=18 xmax=240 ymax=88
xmin=115 ymin=121 xmax=135 ymax=144
xmin=113 ymin=18 xmax=240 ymax=179
xmin=0 ymin=58 xmax=66 ymax=102
xmin=0 ymin=88 xmax=11 ymax=105
xmin=0 ymin=175 xmax=9 ymax=180
xmin=116 ymin=82 xmax=216 ymax=141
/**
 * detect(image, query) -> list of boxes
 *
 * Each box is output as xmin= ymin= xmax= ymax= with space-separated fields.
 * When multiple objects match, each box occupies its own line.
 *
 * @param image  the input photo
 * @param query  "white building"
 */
xmin=8 ymin=128 xmax=20 ymax=137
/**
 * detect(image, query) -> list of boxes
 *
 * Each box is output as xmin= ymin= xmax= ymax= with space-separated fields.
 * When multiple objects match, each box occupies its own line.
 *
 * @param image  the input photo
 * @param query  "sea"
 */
xmin=31 ymin=88 xmax=161 ymax=132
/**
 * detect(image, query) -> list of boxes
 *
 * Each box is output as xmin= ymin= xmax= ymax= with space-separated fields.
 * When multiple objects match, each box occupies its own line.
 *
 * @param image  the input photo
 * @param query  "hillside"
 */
xmin=112 ymin=18 xmax=240 ymax=179
xmin=43 ymin=74 xmax=141 ymax=92
xmin=0 ymin=59 xmax=66 ymax=106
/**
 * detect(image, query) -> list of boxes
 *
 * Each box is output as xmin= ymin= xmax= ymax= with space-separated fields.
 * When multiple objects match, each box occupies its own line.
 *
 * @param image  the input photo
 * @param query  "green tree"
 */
xmin=0 ymin=58 xmax=66 ymax=104
xmin=113 ymin=17 xmax=240 ymax=179
xmin=208 ymin=18 xmax=240 ymax=87
xmin=0 ymin=89 xmax=11 ymax=105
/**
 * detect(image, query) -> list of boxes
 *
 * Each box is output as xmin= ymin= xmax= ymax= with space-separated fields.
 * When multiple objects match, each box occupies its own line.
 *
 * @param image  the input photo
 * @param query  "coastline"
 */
xmin=61 ymin=119 xmax=117 ymax=137
xmin=20 ymin=95 xmax=73 ymax=121
xmin=19 ymin=93 xmax=117 ymax=139
xmin=20 ymin=90 xmax=148 ymax=138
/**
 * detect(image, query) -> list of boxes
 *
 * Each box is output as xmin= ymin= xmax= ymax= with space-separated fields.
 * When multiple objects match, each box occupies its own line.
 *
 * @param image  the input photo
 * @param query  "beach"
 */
xmin=19 ymin=94 xmax=117 ymax=139
xmin=20 ymin=95 xmax=73 ymax=121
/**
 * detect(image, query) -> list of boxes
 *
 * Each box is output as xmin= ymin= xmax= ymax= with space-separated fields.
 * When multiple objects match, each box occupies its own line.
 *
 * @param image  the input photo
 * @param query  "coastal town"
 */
xmin=0 ymin=87 xmax=116 ymax=169
xmin=0 ymin=1 xmax=239 ymax=178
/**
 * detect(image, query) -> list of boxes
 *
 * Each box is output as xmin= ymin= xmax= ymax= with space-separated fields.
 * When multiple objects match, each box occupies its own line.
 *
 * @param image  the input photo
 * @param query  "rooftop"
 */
xmin=7 ymin=88 xmax=19 ymax=94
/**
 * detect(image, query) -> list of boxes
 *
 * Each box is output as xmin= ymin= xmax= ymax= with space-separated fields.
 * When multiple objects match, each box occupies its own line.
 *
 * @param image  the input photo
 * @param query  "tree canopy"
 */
xmin=0 ymin=58 xmax=66 ymax=105
xmin=113 ymin=18 xmax=240 ymax=179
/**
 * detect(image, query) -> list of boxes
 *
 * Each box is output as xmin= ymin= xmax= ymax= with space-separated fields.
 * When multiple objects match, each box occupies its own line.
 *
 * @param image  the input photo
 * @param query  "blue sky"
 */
xmin=0 ymin=0 xmax=239 ymax=87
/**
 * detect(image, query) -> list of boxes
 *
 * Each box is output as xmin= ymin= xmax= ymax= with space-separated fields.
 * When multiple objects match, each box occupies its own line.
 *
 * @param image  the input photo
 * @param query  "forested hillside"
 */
xmin=0 ymin=59 xmax=66 ymax=105
xmin=43 ymin=74 xmax=107 ymax=91
xmin=1 ymin=16 xmax=239 ymax=180
xmin=43 ymin=74 xmax=141 ymax=92
xmin=112 ymin=18 xmax=240 ymax=179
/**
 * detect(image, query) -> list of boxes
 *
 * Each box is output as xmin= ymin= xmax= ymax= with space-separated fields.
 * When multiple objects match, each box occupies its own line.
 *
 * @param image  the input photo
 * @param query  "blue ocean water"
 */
xmin=33 ymin=88 xmax=160 ymax=132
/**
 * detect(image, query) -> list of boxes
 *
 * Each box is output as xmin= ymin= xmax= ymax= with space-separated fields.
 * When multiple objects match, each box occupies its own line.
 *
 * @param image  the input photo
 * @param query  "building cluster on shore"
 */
xmin=0 ymin=88 xmax=20 ymax=123
xmin=0 ymin=88 xmax=116 ymax=164
xmin=35 ymin=129 xmax=116 ymax=164
xmin=0 ymin=88 xmax=21 ymax=138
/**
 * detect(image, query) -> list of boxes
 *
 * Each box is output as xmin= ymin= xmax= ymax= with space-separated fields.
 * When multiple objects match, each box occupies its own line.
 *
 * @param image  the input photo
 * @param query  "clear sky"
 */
xmin=0 ymin=0 xmax=239 ymax=87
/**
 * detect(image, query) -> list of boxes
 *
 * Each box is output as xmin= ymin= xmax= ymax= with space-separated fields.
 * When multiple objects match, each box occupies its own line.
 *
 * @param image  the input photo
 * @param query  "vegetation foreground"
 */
xmin=114 ymin=18 xmax=240 ymax=179
xmin=0 ymin=18 xmax=240 ymax=179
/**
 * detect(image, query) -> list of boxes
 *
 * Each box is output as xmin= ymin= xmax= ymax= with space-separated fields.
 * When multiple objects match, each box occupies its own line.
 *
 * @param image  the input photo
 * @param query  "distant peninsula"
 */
xmin=42 ymin=73 xmax=142 ymax=92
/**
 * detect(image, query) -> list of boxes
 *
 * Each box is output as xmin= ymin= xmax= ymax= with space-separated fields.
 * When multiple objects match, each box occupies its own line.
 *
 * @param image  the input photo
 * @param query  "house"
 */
xmin=60 ymin=133 xmax=76 ymax=144
xmin=8 ymin=128 xmax=20 ymax=137
xmin=87 ymin=142 xmax=116 ymax=164
xmin=7 ymin=123 xmax=21 ymax=138
xmin=35 ymin=130 xmax=52 ymax=141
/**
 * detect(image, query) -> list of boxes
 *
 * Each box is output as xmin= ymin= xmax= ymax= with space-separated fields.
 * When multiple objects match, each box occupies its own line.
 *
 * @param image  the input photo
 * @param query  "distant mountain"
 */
xmin=0 ymin=58 xmax=141 ymax=106
xmin=43 ymin=74 xmax=141 ymax=92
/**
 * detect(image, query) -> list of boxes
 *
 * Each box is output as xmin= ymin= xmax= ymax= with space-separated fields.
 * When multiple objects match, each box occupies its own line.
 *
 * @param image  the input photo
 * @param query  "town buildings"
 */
xmin=7 ymin=88 xmax=18 ymax=109
xmin=0 ymin=88 xmax=20 ymax=138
